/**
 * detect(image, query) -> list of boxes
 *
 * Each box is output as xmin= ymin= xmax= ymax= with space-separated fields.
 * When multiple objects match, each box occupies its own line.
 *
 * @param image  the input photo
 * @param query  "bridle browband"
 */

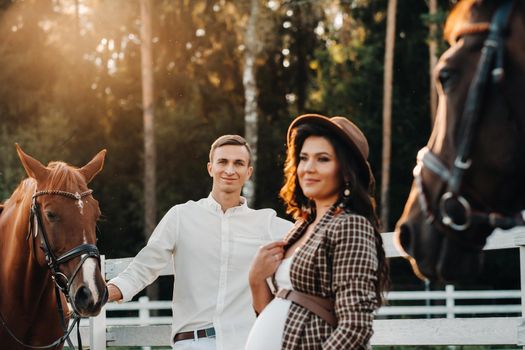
xmin=415 ymin=0 xmax=525 ymax=233
xmin=0 ymin=188 xmax=102 ymax=349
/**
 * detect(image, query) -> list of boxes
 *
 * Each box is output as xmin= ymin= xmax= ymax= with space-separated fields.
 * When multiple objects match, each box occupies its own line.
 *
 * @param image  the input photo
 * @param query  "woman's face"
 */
xmin=297 ymin=135 xmax=342 ymax=206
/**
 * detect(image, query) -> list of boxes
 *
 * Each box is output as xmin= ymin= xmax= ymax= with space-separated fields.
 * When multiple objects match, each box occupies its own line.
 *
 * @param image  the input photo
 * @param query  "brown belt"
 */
xmin=276 ymin=288 xmax=337 ymax=327
xmin=173 ymin=327 xmax=216 ymax=343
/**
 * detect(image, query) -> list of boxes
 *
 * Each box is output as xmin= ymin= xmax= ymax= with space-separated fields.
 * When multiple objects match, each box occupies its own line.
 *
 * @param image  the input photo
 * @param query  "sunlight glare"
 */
xmin=334 ymin=12 xmax=343 ymax=30
xmin=196 ymin=28 xmax=206 ymax=37
xmin=267 ymin=0 xmax=279 ymax=11
xmin=314 ymin=22 xmax=325 ymax=36
xmin=285 ymin=93 xmax=296 ymax=103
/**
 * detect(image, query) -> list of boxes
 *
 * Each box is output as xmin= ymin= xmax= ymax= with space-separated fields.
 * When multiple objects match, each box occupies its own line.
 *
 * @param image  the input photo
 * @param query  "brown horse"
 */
xmin=0 ymin=145 xmax=108 ymax=349
xmin=395 ymin=0 xmax=525 ymax=282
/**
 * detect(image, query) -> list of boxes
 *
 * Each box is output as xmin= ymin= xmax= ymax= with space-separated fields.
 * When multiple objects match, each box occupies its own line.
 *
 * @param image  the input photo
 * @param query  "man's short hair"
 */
xmin=209 ymin=135 xmax=253 ymax=165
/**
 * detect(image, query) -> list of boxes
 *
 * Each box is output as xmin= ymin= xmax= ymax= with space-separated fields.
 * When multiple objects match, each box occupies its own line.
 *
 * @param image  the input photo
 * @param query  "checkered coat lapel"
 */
xmin=280 ymin=206 xmax=379 ymax=350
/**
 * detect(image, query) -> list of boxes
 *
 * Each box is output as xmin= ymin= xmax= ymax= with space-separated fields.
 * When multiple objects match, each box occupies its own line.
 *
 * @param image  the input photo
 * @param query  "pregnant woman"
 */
xmin=246 ymin=114 xmax=389 ymax=349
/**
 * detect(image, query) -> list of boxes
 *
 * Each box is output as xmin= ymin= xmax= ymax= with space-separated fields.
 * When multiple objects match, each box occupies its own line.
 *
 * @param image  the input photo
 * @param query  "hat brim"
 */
xmin=287 ymin=114 xmax=373 ymax=188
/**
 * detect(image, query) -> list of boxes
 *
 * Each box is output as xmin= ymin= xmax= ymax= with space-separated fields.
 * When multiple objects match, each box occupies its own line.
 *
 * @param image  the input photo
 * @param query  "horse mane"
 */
xmin=3 ymin=178 xmax=36 ymax=210
xmin=46 ymin=161 xmax=88 ymax=192
xmin=444 ymin=0 xmax=478 ymax=44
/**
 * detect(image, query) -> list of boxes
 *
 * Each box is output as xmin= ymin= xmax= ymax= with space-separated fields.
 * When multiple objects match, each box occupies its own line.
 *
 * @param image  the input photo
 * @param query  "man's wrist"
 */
xmin=107 ymin=283 xmax=124 ymax=303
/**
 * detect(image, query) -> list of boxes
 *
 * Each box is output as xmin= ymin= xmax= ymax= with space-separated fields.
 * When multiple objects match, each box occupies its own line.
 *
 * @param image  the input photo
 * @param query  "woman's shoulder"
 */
xmin=328 ymin=211 xmax=375 ymax=239
xmin=332 ymin=210 xmax=372 ymax=226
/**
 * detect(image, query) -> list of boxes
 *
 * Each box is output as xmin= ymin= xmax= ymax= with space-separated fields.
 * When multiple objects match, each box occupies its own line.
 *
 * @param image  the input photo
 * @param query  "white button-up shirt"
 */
xmin=109 ymin=194 xmax=292 ymax=350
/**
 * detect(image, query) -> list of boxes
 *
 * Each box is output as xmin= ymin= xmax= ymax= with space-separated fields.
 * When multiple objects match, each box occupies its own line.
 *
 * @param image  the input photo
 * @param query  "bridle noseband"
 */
xmin=415 ymin=0 xmax=525 ymax=233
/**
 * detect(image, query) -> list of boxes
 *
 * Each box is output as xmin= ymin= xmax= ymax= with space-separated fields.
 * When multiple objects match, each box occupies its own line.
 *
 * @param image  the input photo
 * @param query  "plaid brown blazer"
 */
xmin=280 ymin=205 xmax=379 ymax=350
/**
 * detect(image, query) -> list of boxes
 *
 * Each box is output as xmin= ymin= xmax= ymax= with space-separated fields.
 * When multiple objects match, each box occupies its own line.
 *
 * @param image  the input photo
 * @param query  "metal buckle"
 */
xmin=439 ymin=192 xmax=472 ymax=231
xmin=204 ymin=327 xmax=215 ymax=338
xmin=454 ymin=156 xmax=472 ymax=170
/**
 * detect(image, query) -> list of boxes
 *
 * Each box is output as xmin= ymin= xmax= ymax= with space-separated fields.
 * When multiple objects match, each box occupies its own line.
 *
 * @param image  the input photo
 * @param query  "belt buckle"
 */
xmin=205 ymin=327 xmax=216 ymax=338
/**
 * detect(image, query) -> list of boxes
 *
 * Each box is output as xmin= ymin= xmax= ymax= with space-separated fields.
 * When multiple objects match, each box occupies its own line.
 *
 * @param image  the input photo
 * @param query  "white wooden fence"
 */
xmin=78 ymin=286 xmax=521 ymax=327
xmin=70 ymin=226 xmax=525 ymax=348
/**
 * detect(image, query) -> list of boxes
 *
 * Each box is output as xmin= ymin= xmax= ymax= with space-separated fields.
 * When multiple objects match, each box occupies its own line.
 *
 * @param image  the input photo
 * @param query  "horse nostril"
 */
xmin=75 ymin=286 xmax=94 ymax=310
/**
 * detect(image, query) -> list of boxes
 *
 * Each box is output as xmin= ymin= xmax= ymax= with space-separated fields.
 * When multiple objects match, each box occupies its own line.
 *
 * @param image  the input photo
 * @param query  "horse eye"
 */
xmin=438 ymin=68 xmax=456 ymax=90
xmin=45 ymin=211 xmax=59 ymax=222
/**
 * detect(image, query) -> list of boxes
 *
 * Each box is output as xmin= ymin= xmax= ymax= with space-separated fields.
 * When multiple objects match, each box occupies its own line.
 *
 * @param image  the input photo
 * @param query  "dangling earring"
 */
xmin=339 ymin=182 xmax=351 ymax=209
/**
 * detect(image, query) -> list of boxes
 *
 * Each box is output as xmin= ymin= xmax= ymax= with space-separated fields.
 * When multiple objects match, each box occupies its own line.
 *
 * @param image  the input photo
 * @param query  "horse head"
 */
xmin=16 ymin=145 xmax=108 ymax=317
xmin=395 ymin=0 xmax=525 ymax=282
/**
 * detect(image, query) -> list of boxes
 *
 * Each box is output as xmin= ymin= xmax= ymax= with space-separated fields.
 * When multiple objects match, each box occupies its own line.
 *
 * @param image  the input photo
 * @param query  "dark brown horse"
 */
xmin=0 ymin=145 xmax=108 ymax=349
xmin=395 ymin=0 xmax=525 ymax=282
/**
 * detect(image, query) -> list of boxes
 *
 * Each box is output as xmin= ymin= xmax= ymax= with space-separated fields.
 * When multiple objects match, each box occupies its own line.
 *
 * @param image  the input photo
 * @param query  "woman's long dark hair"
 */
xmin=280 ymin=122 xmax=389 ymax=305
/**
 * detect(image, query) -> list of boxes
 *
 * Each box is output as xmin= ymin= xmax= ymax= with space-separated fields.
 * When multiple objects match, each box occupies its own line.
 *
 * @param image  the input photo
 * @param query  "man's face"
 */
xmin=207 ymin=145 xmax=253 ymax=195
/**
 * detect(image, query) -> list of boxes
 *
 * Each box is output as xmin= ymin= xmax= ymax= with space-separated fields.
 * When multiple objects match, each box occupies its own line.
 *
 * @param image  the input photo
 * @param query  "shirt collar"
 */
xmin=205 ymin=193 xmax=249 ymax=214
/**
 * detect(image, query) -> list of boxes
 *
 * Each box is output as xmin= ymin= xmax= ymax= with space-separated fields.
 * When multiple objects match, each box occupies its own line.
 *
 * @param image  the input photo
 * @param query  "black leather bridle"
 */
xmin=0 ymin=189 xmax=102 ymax=349
xmin=414 ymin=0 xmax=525 ymax=233
xmin=30 ymin=189 xmax=101 ymax=302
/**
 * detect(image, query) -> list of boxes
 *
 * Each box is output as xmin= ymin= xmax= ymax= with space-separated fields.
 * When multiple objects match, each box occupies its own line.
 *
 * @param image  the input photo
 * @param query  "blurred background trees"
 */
xmin=1 ymin=0 xmax=516 ymax=290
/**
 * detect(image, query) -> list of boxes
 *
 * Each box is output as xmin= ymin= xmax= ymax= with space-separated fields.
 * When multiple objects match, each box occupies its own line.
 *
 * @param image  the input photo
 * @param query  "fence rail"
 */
xmin=71 ymin=226 xmax=525 ymax=348
xmin=79 ymin=285 xmax=522 ymax=327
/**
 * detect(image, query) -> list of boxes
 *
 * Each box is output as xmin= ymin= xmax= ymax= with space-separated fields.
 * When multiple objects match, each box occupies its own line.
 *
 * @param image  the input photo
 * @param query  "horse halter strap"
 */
xmin=416 ymin=0 xmax=525 ymax=231
xmin=30 ymin=189 xmax=101 ymax=300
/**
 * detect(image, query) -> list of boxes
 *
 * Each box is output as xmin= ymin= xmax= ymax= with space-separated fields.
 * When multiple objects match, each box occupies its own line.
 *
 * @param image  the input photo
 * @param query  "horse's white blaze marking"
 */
xmin=81 ymin=257 xmax=100 ymax=301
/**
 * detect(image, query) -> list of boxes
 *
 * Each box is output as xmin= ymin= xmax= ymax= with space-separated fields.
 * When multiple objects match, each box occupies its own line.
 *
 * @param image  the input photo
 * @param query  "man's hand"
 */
xmin=107 ymin=283 xmax=123 ymax=303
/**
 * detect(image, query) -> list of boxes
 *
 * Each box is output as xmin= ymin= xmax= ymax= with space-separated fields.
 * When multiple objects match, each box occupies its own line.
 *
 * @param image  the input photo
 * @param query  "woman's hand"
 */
xmin=249 ymin=241 xmax=286 ymax=287
xmin=248 ymin=240 xmax=287 ymax=314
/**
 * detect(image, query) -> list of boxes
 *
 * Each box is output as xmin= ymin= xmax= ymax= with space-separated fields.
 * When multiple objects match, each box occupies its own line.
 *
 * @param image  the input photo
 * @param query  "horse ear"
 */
xmin=79 ymin=149 xmax=107 ymax=184
xmin=16 ymin=143 xmax=50 ymax=181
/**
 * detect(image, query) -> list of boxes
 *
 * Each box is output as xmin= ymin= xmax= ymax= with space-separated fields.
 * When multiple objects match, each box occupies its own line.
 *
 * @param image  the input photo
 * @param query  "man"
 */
xmin=107 ymin=135 xmax=292 ymax=350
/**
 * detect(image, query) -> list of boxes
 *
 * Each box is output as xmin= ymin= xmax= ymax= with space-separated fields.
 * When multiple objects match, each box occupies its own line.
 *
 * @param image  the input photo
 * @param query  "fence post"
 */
xmin=519 ymin=244 xmax=525 ymax=349
xmin=139 ymin=296 xmax=150 ymax=324
xmin=138 ymin=296 xmax=152 ymax=350
xmin=446 ymin=284 xmax=455 ymax=319
xmin=90 ymin=255 xmax=107 ymax=350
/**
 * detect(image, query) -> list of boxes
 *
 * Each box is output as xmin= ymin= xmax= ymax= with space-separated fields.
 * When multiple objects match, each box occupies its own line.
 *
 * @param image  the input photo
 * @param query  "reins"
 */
xmin=0 ymin=310 xmax=81 ymax=350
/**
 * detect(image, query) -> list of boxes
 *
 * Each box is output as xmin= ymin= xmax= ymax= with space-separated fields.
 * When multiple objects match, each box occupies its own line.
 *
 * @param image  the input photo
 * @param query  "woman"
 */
xmin=246 ymin=114 xmax=389 ymax=349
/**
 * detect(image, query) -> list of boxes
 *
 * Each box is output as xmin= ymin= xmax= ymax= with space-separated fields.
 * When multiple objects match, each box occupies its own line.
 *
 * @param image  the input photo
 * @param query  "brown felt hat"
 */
xmin=287 ymin=114 xmax=374 ymax=189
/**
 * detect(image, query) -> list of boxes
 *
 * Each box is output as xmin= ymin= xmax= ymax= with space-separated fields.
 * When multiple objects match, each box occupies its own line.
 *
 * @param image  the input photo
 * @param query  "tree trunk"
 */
xmin=428 ymin=0 xmax=438 ymax=120
xmin=243 ymin=0 xmax=260 ymax=208
xmin=380 ymin=0 xmax=397 ymax=231
xmin=140 ymin=0 xmax=158 ymax=304
xmin=140 ymin=0 xmax=156 ymax=238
